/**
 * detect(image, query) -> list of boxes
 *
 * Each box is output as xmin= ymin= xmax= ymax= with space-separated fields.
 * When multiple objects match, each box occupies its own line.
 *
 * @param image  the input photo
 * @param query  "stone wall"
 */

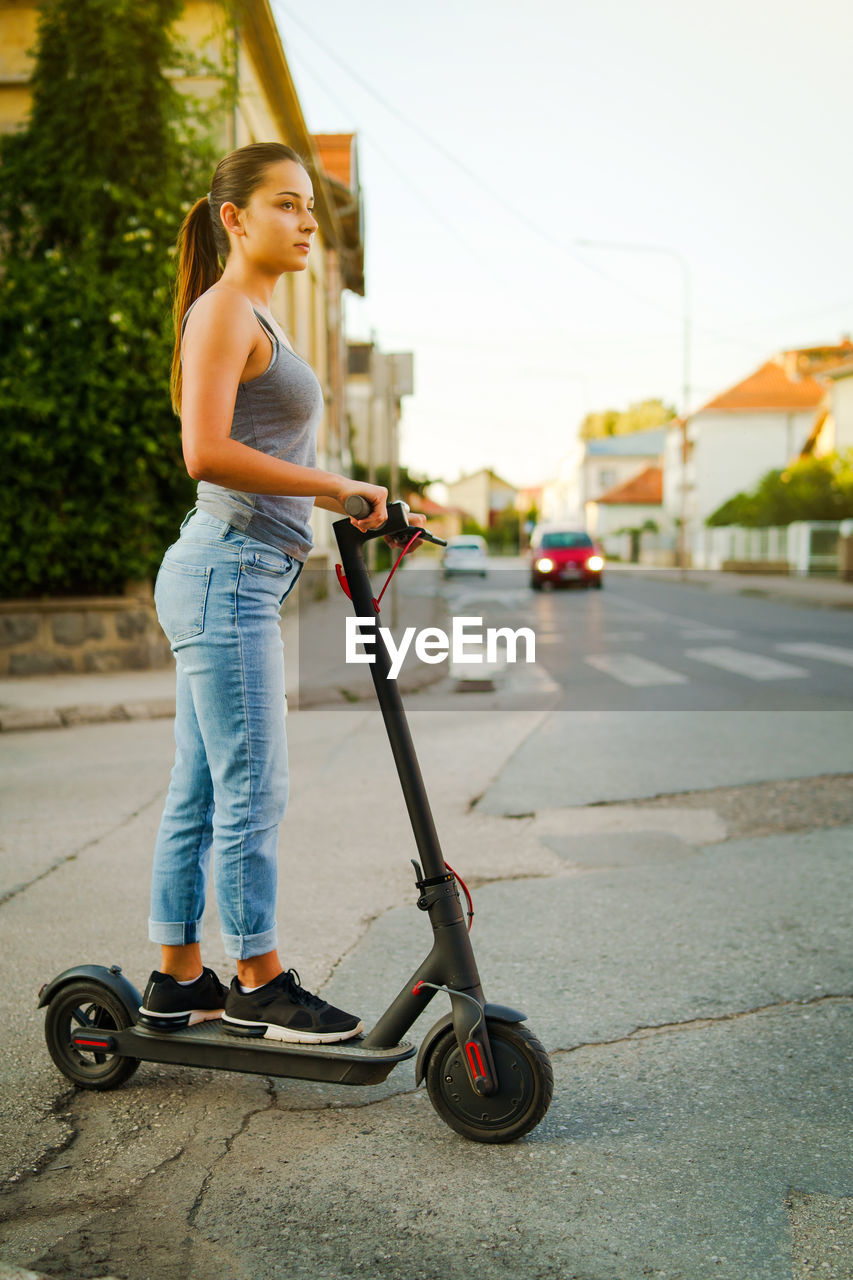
xmin=0 ymin=549 xmax=331 ymax=677
xmin=0 ymin=591 xmax=171 ymax=677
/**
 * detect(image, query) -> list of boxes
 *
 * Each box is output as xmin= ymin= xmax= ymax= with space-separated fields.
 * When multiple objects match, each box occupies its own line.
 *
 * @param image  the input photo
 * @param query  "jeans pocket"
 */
xmin=155 ymin=560 xmax=211 ymax=647
xmin=241 ymin=545 xmax=297 ymax=578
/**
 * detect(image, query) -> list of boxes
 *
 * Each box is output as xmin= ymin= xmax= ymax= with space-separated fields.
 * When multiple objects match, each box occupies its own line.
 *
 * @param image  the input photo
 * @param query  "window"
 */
xmin=541 ymin=532 xmax=593 ymax=550
xmin=348 ymin=344 xmax=371 ymax=375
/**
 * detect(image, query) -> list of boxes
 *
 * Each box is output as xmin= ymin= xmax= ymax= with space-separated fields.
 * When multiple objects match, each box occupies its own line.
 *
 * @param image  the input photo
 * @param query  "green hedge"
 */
xmin=0 ymin=0 xmax=221 ymax=596
xmin=707 ymin=452 xmax=853 ymax=528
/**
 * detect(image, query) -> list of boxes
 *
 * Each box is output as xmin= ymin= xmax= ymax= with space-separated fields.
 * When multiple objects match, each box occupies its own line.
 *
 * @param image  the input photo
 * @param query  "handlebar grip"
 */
xmin=344 ymin=494 xmax=373 ymax=519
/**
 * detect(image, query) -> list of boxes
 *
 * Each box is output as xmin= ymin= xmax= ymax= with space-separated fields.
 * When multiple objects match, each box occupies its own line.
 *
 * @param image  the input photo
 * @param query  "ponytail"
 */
xmin=170 ymin=143 xmax=305 ymax=415
xmin=169 ymin=196 xmax=222 ymax=415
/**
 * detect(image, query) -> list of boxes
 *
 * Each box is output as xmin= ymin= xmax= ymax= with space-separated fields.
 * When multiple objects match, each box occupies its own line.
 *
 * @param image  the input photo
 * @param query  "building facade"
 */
xmin=816 ymin=360 xmax=853 ymax=454
xmin=664 ymin=342 xmax=853 ymax=545
xmin=586 ymin=465 xmax=669 ymax=563
xmin=444 ymin=469 xmax=517 ymax=531
xmin=542 ymin=429 xmax=666 ymax=526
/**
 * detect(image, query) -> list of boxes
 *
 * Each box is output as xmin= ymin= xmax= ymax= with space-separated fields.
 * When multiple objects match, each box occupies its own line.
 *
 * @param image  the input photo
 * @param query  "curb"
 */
xmin=644 ymin=572 xmax=853 ymax=611
xmin=732 ymin=585 xmax=853 ymax=611
xmin=0 ymin=699 xmax=177 ymax=734
xmin=0 ymin=667 xmax=447 ymax=734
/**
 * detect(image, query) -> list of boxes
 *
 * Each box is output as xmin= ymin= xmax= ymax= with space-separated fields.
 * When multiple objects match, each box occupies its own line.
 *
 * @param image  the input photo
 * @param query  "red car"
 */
xmin=529 ymin=526 xmax=604 ymax=589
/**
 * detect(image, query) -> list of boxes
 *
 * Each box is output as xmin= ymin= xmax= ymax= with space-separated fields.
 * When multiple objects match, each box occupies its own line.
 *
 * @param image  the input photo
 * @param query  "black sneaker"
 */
xmin=222 ymin=969 xmax=364 ymax=1044
xmin=138 ymin=967 xmax=228 ymax=1031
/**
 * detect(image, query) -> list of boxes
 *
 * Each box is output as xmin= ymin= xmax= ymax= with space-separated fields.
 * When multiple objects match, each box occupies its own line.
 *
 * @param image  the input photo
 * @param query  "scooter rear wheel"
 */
xmin=44 ymin=980 xmax=139 ymax=1090
xmin=425 ymin=1019 xmax=553 ymax=1143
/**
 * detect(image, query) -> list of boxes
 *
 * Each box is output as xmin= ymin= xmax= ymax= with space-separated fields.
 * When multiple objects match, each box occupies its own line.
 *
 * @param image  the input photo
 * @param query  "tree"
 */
xmin=348 ymin=462 xmax=437 ymax=568
xmin=349 ymin=461 xmax=435 ymax=501
xmin=0 ymin=0 xmax=221 ymax=596
xmin=706 ymin=452 xmax=853 ymax=527
xmin=579 ymin=397 xmax=677 ymax=441
xmin=485 ymin=507 xmax=521 ymax=554
xmin=615 ymin=518 xmax=659 ymax=563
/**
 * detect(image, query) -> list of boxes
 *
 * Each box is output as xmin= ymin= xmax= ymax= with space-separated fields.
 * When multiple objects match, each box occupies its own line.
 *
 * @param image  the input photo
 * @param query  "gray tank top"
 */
xmin=181 ymin=294 xmax=323 ymax=562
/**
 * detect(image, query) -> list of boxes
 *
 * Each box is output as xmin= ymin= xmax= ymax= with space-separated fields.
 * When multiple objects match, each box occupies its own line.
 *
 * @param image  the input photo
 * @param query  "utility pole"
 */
xmin=366 ymin=333 xmax=378 ymax=571
xmin=385 ymin=352 xmax=414 ymax=628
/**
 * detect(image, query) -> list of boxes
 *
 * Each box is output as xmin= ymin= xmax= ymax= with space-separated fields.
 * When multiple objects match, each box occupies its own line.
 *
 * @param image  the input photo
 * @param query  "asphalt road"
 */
xmin=0 ymin=568 xmax=851 ymax=1280
xmin=436 ymin=564 xmax=853 ymax=711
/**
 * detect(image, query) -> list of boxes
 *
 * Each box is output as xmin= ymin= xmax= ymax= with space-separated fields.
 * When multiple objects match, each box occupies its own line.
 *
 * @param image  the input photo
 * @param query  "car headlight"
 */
xmin=587 ymin=555 xmax=604 ymax=571
xmin=535 ymin=557 xmax=554 ymax=573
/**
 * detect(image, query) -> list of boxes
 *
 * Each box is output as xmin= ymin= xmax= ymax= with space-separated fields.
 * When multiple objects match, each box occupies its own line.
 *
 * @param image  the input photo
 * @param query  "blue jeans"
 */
xmin=149 ymin=511 xmax=303 ymax=959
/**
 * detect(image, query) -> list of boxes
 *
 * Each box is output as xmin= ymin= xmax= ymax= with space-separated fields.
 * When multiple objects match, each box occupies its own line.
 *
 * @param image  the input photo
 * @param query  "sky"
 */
xmin=270 ymin=0 xmax=853 ymax=490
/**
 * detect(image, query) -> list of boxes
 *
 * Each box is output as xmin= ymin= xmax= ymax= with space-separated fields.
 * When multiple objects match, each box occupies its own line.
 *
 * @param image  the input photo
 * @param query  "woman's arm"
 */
xmin=180 ymin=289 xmax=387 ymax=524
xmin=314 ymin=495 xmax=347 ymax=514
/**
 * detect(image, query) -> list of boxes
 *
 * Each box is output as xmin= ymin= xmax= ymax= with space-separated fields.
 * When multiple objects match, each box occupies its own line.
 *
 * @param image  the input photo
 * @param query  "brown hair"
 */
xmin=170 ymin=141 xmax=305 ymax=414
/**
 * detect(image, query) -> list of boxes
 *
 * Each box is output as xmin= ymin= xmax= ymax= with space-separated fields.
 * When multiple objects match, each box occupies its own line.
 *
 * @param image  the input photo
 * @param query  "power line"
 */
xmin=751 ymin=295 xmax=853 ymax=329
xmin=272 ymin=3 xmax=687 ymax=310
xmin=273 ymin=3 xmax=799 ymax=357
xmin=285 ymin=42 xmax=494 ymax=269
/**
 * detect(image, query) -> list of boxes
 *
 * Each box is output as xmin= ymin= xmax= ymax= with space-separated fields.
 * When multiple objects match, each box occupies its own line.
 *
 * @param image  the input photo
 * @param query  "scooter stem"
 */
xmin=333 ymin=510 xmax=446 ymax=882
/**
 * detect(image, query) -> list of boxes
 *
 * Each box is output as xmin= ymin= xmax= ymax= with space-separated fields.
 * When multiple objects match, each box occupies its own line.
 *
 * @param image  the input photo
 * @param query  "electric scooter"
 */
xmin=39 ymin=500 xmax=553 ymax=1143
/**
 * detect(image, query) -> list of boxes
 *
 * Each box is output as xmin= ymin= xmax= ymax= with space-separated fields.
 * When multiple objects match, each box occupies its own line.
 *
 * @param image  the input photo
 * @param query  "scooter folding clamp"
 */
xmin=413 ymin=869 xmax=457 ymax=913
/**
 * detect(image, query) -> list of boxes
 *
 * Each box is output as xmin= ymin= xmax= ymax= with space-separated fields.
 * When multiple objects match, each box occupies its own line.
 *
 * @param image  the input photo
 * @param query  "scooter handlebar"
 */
xmin=343 ymin=494 xmax=373 ymax=519
xmin=339 ymin=496 xmax=447 ymax=547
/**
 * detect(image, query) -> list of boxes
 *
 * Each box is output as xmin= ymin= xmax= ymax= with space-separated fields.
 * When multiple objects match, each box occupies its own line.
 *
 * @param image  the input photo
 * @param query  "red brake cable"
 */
xmin=444 ymin=862 xmax=474 ymax=931
xmin=336 ymin=528 xmax=424 ymax=613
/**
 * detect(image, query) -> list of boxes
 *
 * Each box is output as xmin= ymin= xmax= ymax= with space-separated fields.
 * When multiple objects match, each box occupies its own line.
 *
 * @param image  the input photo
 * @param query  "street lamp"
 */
xmin=574 ymin=239 xmax=692 ymax=570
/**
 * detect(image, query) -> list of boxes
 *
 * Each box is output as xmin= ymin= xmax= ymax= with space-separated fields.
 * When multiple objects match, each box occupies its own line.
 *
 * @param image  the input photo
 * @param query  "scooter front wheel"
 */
xmin=425 ymin=1019 xmax=553 ymax=1143
xmin=44 ymin=980 xmax=139 ymax=1090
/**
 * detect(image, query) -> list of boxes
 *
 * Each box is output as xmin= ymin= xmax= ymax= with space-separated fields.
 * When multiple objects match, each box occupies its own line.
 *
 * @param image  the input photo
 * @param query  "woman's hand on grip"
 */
xmin=338 ymin=482 xmax=389 ymax=532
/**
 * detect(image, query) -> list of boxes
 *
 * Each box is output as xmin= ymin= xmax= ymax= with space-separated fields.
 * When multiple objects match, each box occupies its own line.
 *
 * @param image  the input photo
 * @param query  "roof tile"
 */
xmin=597 ymin=465 xmax=663 ymax=506
xmin=312 ymin=134 xmax=355 ymax=188
xmin=700 ymin=343 xmax=853 ymax=413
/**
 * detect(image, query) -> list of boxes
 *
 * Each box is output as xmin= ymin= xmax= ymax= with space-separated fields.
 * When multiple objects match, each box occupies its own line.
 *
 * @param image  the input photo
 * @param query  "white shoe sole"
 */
xmin=138 ymin=1006 xmax=223 ymax=1028
xmin=222 ymin=1015 xmax=364 ymax=1044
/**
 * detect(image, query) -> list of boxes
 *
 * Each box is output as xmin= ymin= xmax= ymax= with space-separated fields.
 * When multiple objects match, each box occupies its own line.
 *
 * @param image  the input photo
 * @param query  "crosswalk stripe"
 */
xmin=584 ymin=654 xmax=688 ymax=686
xmin=601 ymin=630 xmax=647 ymax=641
xmin=776 ymin=642 xmax=853 ymax=668
xmin=684 ymin=646 xmax=808 ymax=680
xmin=677 ymin=627 xmax=738 ymax=640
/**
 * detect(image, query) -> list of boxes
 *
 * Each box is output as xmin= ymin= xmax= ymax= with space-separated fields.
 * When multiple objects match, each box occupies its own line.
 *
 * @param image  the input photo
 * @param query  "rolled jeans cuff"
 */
xmin=148 ymin=917 xmax=204 ymax=946
xmin=221 ymin=924 xmax=278 ymax=961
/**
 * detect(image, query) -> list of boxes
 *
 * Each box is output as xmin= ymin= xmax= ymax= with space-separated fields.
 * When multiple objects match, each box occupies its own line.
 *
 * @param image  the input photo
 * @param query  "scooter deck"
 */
xmin=74 ymin=1020 xmax=416 ymax=1087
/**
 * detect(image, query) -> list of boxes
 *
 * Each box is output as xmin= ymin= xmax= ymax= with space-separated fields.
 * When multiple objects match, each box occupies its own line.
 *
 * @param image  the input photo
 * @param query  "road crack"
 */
xmin=187 ymin=1076 xmax=277 ymax=1229
xmin=0 ymin=1093 xmax=78 ymax=1205
xmin=550 ymin=992 xmax=852 ymax=1058
xmin=0 ymin=790 xmax=164 ymax=908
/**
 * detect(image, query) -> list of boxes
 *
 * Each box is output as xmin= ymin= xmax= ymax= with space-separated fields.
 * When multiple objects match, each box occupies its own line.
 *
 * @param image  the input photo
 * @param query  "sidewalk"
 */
xmin=0 ymin=576 xmax=444 ymax=733
xmin=634 ymin=565 xmax=853 ymax=609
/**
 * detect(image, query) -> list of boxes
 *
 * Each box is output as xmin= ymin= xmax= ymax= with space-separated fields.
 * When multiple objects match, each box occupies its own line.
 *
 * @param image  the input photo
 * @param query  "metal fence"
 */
xmin=690 ymin=522 xmax=842 ymax=575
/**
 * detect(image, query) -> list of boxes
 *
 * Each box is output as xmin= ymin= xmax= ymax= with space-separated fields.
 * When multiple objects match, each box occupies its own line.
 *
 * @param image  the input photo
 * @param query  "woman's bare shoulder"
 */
xmin=183 ymin=285 xmax=257 ymax=346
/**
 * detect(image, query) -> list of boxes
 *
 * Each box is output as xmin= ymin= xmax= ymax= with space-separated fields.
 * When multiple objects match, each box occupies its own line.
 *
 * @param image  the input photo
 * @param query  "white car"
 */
xmin=441 ymin=535 xmax=489 ymax=578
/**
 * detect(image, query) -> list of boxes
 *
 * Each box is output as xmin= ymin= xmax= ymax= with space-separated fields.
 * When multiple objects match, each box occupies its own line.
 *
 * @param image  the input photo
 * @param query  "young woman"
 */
xmin=140 ymin=141 xmax=424 ymax=1043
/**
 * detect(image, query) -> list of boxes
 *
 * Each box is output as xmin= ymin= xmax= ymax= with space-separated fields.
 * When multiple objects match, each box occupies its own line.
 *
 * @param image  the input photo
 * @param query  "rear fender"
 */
xmin=37 ymin=965 xmax=142 ymax=1022
xmin=415 ymin=1003 xmax=526 ymax=1085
